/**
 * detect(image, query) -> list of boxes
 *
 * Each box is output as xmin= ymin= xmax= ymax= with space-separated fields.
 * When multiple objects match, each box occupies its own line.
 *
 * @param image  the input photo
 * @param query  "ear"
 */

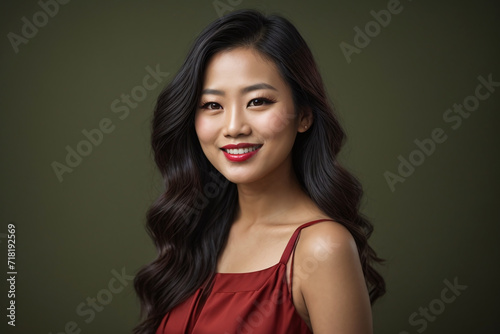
xmin=297 ymin=106 xmax=313 ymax=133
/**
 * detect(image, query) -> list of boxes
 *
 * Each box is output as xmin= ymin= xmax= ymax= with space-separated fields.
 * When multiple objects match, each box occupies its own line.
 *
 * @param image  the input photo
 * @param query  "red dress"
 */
xmin=156 ymin=218 xmax=335 ymax=334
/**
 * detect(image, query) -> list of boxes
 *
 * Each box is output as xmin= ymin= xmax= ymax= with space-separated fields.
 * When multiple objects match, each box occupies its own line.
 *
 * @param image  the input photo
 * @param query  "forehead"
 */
xmin=202 ymin=47 xmax=286 ymax=89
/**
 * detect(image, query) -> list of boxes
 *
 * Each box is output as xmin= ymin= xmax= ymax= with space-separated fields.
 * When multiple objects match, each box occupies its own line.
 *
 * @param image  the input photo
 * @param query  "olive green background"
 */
xmin=1 ymin=0 xmax=499 ymax=333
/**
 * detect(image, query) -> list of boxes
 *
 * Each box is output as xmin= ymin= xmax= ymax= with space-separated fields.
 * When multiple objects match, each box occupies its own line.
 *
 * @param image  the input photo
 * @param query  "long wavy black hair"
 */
xmin=133 ymin=9 xmax=385 ymax=333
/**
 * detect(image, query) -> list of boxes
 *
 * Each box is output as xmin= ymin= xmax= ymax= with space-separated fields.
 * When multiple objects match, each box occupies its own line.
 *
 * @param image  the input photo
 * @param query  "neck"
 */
xmin=233 ymin=156 xmax=311 ymax=226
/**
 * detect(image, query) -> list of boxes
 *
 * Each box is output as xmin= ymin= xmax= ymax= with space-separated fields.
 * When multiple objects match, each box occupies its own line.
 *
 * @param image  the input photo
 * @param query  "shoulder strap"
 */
xmin=279 ymin=218 xmax=335 ymax=264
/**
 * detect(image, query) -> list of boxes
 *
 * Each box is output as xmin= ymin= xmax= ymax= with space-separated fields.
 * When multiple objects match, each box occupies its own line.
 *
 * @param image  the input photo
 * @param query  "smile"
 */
xmin=222 ymin=145 xmax=261 ymax=154
xmin=221 ymin=145 xmax=263 ymax=162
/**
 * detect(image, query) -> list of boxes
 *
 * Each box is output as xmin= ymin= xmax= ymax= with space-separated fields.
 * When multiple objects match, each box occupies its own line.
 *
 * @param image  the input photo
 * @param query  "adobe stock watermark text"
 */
xmin=51 ymin=64 xmax=169 ymax=183
xmin=384 ymin=73 xmax=498 ymax=192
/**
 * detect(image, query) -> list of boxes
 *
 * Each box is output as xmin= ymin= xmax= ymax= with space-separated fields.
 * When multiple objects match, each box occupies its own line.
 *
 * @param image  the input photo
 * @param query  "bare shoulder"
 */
xmin=296 ymin=219 xmax=358 ymax=260
xmin=292 ymin=219 xmax=373 ymax=333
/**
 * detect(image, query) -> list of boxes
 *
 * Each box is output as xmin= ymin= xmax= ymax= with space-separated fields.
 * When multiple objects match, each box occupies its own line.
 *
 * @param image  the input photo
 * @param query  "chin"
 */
xmin=218 ymin=170 xmax=261 ymax=185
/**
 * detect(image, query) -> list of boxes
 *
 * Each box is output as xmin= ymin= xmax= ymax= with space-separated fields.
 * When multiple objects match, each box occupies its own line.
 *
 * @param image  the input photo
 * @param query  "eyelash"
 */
xmin=199 ymin=97 xmax=277 ymax=110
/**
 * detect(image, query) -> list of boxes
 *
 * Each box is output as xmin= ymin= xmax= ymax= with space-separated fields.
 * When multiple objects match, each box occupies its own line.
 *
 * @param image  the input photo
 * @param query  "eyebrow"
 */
xmin=201 ymin=83 xmax=277 ymax=95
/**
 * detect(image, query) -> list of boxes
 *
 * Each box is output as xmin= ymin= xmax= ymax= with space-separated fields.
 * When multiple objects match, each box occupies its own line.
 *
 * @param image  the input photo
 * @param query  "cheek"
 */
xmin=195 ymin=115 xmax=217 ymax=145
xmin=260 ymin=106 xmax=297 ymax=138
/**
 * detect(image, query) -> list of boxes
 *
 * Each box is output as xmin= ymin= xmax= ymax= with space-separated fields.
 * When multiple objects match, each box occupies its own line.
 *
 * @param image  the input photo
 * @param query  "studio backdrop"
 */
xmin=1 ymin=0 xmax=499 ymax=333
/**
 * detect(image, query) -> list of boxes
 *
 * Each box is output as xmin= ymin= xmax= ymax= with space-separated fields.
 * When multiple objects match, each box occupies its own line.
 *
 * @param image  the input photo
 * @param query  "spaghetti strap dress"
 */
xmin=156 ymin=218 xmax=335 ymax=334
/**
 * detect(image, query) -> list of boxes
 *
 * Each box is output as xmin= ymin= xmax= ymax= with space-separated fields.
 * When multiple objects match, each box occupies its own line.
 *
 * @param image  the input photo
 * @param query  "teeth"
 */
xmin=225 ymin=146 xmax=260 ymax=155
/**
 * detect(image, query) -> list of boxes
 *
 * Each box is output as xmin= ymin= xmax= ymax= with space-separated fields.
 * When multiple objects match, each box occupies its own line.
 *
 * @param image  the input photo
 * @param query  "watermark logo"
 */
xmin=51 ymin=64 xmax=169 ymax=183
xmin=399 ymin=277 xmax=467 ymax=333
xmin=340 ymin=0 xmax=408 ymax=64
xmin=48 ymin=267 xmax=134 ymax=334
xmin=7 ymin=0 xmax=72 ymax=54
xmin=384 ymin=73 xmax=498 ymax=192
xmin=180 ymin=171 xmax=230 ymax=224
xmin=213 ymin=0 xmax=243 ymax=18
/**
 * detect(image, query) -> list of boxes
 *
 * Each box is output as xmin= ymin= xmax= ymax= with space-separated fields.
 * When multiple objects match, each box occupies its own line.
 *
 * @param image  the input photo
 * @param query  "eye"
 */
xmin=248 ymin=97 xmax=276 ymax=107
xmin=200 ymin=102 xmax=222 ymax=110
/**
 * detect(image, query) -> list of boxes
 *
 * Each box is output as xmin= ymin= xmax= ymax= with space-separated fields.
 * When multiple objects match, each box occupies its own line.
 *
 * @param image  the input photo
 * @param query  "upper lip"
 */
xmin=221 ymin=143 xmax=263 ymax=149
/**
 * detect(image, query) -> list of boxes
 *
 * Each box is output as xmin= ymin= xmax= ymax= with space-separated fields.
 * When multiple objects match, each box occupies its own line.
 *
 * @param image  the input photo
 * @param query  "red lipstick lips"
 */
xmin=220 ymin=143 xmax=263 ymax=162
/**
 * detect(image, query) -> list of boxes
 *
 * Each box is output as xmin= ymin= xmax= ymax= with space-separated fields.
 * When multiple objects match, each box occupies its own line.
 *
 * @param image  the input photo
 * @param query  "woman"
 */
xmin=134 ymin=9 xmax=385 ymax=334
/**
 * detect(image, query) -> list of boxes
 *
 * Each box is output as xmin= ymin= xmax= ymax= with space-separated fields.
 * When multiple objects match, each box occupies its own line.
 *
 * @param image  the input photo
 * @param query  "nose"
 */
xmin=222 ymin=103 xmax=251 ymax=138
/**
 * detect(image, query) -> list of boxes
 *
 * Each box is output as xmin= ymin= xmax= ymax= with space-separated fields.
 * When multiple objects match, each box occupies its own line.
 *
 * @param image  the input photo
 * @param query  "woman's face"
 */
xmin=195 ymin=47 xmax=306 ymax=185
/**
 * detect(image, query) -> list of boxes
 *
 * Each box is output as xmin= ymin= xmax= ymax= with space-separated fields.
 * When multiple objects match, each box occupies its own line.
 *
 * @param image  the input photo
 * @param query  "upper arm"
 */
xmin=294 ymin=221 xmax=373 ymax=334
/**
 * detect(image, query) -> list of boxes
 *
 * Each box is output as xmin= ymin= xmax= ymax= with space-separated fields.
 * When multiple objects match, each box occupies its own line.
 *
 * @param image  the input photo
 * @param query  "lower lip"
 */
xmin=222 ymin=147 xmax=262 ymax=162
